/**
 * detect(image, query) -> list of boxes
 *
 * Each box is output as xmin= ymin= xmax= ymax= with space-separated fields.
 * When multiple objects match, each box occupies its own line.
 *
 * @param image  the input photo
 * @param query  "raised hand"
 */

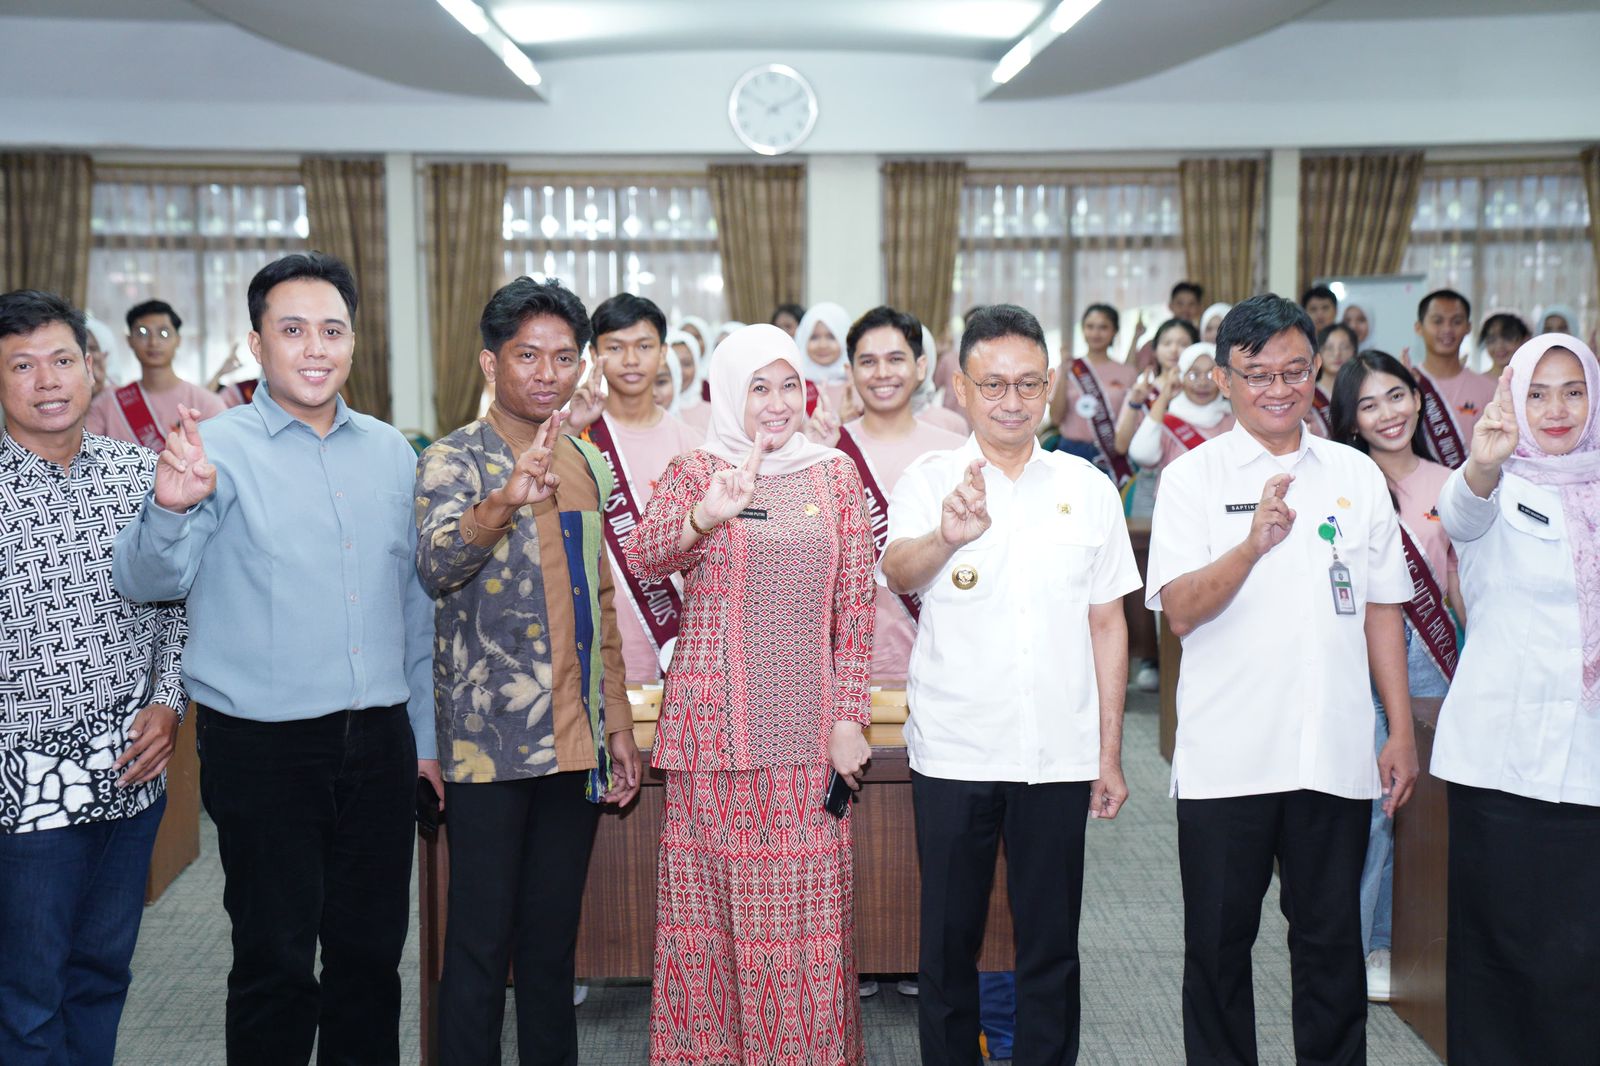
xmin=697 ymin=434 xmax=767 ymax=528
xmin=838 ymin=381 xmax=865 ymax=424
xmin=939 ymin=458 xmax=991 ymax=548
xmin=1469 ymin=366 xmax=1518 ymax=470
xmin=1245 ymin=473 xmax=1295 ymax=558
xmin=493 ymin=412 xmax=564 ymax=509
xmin=565 ymin=353 xmax=608 ymax=432
xmin=806 ymin=388 xmax=842 ymax=447
xmin=153 ymin=406 xmax=217 ymax=512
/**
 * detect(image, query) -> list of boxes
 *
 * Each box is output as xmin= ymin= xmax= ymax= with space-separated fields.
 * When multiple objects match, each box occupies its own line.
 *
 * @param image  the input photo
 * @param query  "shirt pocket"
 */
xmin=1039 ymin=520 xmax=1104 ymax=602
xmin=377 ymin=488 xmax=416 ymax=560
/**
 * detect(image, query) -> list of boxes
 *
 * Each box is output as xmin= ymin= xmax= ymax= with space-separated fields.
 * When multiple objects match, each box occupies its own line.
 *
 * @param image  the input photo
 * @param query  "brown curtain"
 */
xmin=707 ymin=164 xmax=805 ymax=324
xmin=883 ymin=160 xmax=965 ymax=330
xmin=1298 ymin=152 xmax=1424 ymax=292
xmin=0 ymin=152 xmax=94 ymax=306
xmin=1178 ymin=158 xmax=1263 ymax=304
xmin=1583 ymin=146 xmax=1600 ymax=323
xmin=426 ymin=161 xmax=506 ymax=436
xmin=302 ymin=157 xmax=391 ymax=421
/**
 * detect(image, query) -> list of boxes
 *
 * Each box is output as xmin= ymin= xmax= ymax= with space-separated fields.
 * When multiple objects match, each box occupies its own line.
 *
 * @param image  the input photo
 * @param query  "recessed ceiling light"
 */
xmin=435 ymin=0 xmax=542 ymax=89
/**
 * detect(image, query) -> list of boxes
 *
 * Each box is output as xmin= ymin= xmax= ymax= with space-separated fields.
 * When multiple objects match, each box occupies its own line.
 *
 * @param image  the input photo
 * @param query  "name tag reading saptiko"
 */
xmin=951 ymin=563 xmax=979 ymax=590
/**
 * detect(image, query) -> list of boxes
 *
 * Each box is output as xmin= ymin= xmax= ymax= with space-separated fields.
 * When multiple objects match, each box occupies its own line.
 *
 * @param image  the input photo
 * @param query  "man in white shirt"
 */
xmin=882 ymin=304 xmax=1141 ymax=1066
xmin=1145 ymin=294 xmax=1419 ymax=1066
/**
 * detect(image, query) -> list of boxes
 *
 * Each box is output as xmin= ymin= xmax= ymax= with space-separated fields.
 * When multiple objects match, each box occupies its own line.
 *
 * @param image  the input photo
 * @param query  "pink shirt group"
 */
xmin=85 ymin=379 xmax=227 ymax=446
xmin=1059 ymin=357 xmax=1138 ymax=445
xmin=1420 ymin=365 xmax=1496 ymax=437
xmin=1389 ymin=458 xmax=1457 ymax=588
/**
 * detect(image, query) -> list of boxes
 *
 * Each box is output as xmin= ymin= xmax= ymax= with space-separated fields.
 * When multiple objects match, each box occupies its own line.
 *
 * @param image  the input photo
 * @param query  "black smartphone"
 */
xmin=822 ymin=769 xmax=857 ymax=819
xmin=416 ymin=776 xmax=443 ymax=835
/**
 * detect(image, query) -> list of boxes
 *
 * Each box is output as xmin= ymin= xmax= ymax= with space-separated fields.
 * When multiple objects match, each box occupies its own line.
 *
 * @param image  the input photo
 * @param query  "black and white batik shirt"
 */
xmin=0 ymin=431 xmax=187 ymax=834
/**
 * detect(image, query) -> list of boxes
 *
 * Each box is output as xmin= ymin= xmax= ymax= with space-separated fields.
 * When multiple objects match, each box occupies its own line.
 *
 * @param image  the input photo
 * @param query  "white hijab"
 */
xmin=1541 ymin=303 xmax=1579 ymax=334
xmin=664 ymin=328 xmax=700 ymax=412
xmin=1169 ymin=342 xmax=1229 ymax=428
xmin=910 ymin=324 xmax=939 ymax=412
xmin=794 ymin=302 xmax=852 ymax=385
xmin=703 ymin=324 xmax=842 ymax=476
xmin=1200 ymin=303 xmax=1232 ymax=338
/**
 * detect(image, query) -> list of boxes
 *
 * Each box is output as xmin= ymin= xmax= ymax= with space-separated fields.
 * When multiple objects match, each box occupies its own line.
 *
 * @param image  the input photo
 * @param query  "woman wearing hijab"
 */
xmin=1343 ymin=304 xmax=1373 ymax=347
xmin=1113 ymin=317 xmax=1199 ymax=455
xmin=624 ymin=324 xmax=875 ymax=1066
xmin=666 ymin=328 xmax=711 ymax=432
xmin=794 ymin=301 xmax=854 ymax=410
xmin=1539 ymin=302 xmax=1578 ymax=335
xmin=676 ymin=314 xmax=711 ymax=366
xmin=1126 ymin=341 xmax=1233 ymax=472
xmin=1475 ymin=310 xmax=1530 ymax=377
xmin=1199 ymin=302 xmax=1232 ymax=344
xmin=912 ymin=324 xmax=968 ymax=434
xmin=82 ymin=313 xmax=118 ymax=397
xmin=1429 ymin=334 xmax=1600 ymax=1066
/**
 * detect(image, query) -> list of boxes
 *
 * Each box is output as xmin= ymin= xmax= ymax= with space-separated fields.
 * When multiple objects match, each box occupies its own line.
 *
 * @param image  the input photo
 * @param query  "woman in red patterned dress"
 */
xmin=624 ymin=324 xmax=876 ymax=1065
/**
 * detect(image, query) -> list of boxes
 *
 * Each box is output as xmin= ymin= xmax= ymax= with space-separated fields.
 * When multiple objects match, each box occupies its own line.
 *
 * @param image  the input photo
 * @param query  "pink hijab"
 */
xmin=1504 ymin=333 xmax=1600 ymax=706
xmin=702 ymin=323 xmax=842 ymax=476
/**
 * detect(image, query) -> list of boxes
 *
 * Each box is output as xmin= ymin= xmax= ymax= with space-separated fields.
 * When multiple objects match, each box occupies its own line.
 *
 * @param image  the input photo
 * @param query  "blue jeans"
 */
xmin=1360 ymin=629 xmax=1448 ymax=953
xmin=0 ymin=794 xmax=166 ymax=1066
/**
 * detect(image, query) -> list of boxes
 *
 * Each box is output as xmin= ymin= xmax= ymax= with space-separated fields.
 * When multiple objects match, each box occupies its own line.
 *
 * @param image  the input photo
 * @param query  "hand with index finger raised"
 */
xmin=1468 ymin=365 xmax=1518 ymax=471
xmin=1245 ymin=472 xmax=1295 ymax=559
xmin=153 ymin=405 xmax=217 ymax=512
xmin=699 ymin=432 xmax=767 ymax=527
xmin=940 ymin=458 xmax=991 ymax=547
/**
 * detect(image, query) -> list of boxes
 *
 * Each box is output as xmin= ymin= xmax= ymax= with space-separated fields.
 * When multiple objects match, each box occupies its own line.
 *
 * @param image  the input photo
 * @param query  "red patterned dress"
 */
xmin=623 ymin=449 xmax=875 ymax=1066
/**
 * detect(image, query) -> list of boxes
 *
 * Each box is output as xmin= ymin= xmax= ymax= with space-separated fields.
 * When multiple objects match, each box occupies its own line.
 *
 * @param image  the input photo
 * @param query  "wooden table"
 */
xmin=1392 ymin=697 xmax=1447 ymax=1060
xmin=145 ymin=709 xmax=199 ymax=903
xmin=1125 ymin=520 xmax=1157 ymax=664
xmin=417 ymin=689 xmax=1018 ymax=1064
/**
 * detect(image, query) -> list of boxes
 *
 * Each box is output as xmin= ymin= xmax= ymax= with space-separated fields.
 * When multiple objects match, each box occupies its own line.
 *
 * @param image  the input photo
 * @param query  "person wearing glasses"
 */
xmin=881 ymin=304 xmax=1141 ymax=1065
xmin=86 ymin=299 xmax=225 ymax=448
xmin=1144 ymin=294 xmax=1418 ymax=1066
xmin=1126 ymin=341 xmax=1234 ymax=474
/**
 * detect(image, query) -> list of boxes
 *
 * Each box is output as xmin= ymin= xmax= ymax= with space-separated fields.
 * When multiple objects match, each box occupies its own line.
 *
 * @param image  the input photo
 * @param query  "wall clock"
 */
xmin=728 ymin=64 xmax=818 ymax=156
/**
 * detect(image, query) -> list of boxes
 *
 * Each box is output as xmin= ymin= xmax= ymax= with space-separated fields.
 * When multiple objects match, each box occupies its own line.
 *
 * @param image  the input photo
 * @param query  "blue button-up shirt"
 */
xmin=112 ymin=384 xmax=435 ymax=758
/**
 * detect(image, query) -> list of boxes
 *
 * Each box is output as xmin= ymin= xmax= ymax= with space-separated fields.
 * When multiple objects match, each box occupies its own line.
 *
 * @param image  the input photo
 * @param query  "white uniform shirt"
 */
xmin=884 ymin=437 xmax=1141 ymax=783
xmin=1430 ymin=469 xmax=1598 ymax=805
xmin=1145 ymin=425 xmax=1412 ymax=800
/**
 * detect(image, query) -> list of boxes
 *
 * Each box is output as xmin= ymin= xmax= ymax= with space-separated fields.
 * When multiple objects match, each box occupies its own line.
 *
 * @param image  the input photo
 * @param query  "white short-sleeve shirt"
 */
xmin=884 ymin=437 xmax=1142 ymax=784
xmin=1145 ymin=425 xmax=1413 ymax=801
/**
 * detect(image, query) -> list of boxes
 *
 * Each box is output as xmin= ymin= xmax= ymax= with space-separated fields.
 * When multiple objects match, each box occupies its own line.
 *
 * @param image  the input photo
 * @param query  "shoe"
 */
xmin=896 ymin=979 xmax=919 ymax=997
xmin=573 ymin=982 xmax=589 ymax=1007
xmin=1365 ymin=948 xmax=1391 ymax=1003
xmin=858 ymin=979 xmax=880 ymax=998
xmin=1135 ymin=662 xmax=1160 ymax=692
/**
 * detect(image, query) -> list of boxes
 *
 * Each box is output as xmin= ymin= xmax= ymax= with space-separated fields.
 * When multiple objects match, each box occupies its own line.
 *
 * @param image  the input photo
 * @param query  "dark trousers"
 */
xmin=0 ymin=795 xmax=165 ymax=1066
xmin=197 ymin=704 xmax=416 ymax=1066
xmin=912 ymin=771 xmax=1090 ymax=1066
xmin=1447 ymin=782 xmax=1600 ymax=1066
xmin=437 ymin=771 xmax=601 ymax=1066
xmin=1176 ymin=790 xmax=1368 ymax=1066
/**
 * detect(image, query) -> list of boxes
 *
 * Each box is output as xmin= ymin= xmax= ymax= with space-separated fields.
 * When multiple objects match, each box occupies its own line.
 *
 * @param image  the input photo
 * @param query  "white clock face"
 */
xmin=728 ymin=64 xmax=818 ymax=157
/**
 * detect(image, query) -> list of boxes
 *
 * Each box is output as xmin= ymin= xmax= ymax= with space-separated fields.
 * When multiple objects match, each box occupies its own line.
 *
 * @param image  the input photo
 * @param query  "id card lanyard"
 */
xmin=1319 ymin=518 xmax=1357 ymax=616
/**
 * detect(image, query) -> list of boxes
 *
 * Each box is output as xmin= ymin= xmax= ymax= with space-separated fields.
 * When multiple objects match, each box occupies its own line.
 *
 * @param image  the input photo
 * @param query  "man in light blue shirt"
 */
xmin=114 ymin=252 xmax=436 ymax=1066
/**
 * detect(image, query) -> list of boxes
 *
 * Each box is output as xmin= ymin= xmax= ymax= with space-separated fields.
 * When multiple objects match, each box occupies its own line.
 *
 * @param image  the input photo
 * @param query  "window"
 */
xmin=501 ymin=174 xmax=725 ymax=325
xmin=1403 ymin=161 xmax=1593 ymax=341
xmin=88 ymin=167 xmax=309 ymax=386
xmin=954 ymin=171 xmax=1186 ymax=364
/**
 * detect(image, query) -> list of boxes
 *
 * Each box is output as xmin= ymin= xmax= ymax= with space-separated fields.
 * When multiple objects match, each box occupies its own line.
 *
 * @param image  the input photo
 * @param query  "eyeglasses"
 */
xmin=133 ymin=326 xmax=173 ymax=341
xmin=964 ymin=373 xmax=1049 ymax=401
xmin=1227 ymin=365 xmax=1314 ymax=389
xmin=1182 ymin=369 xmax=1214 ymax=383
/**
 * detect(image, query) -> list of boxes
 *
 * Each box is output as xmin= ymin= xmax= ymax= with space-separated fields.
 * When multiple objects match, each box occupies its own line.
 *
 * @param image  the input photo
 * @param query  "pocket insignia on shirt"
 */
xmin=804 ymin=503 xmax=820 ymax=516
xmin=1337 ymin=496 xmax=1352 ymax=508
xmin=951 ymin=564 xmax=979 ymax=590
xmin=1057 ymin=502 xmax=1072 ymax=514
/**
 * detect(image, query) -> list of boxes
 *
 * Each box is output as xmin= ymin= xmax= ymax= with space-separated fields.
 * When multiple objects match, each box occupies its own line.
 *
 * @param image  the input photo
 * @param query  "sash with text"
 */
xmin=835 ymin=425 xmax=921 ymax=622
xmin=1070 ymin=359 xmax=1135 ymax=486
xmin=114 ymin=383 xmax=167 ymax=452
xmin=587 ymin=415 xmax=683 ymax=660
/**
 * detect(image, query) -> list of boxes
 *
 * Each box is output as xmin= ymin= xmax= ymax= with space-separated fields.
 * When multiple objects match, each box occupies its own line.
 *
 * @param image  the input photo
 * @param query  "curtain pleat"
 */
xmin=1178 ymin=158 xmax=1263 ymax=305
xmin=302 ymin=157 xmax=391 ymax=421
xmin=1298 ymin=152 xmax=1424 ymax=292
xmin=426 ymin=161 xmax=507 ymax=436
xmin=1582 ymin=146 xmax=1600 ymax=332
xmin=883 ymin=160 xmax=966 ymax=331
xmin=707 ymin=164 xmax=805 ymax=324
xmin=1 ymin=152 xmax=94 ymax=306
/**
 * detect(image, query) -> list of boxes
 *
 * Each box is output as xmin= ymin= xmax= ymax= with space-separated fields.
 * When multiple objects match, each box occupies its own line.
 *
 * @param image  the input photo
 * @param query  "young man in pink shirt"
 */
xmin=85 ymin=300 xmax=225 ymax=449
xmin=1411 ymin=289 xmax=1495 ymax=468
xmin=565 ymin=294 xmax=702 ymax=683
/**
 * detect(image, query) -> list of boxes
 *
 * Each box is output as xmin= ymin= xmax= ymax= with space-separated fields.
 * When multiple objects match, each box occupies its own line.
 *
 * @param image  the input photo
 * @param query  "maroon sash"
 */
xmin=113 ymin=383 xmax=166 ymax=451
xmin=1069 ymin=359 xmax=1135 ymax=486
xmin=835 ymin=425 xmax=920 ymax=622
xmin=1413 ymin=373 xmax=1467 ymax=469
xmin=1398 ymin=521 xmax=1458 ymax=681
xmin=1162 ymin=413 xmax=1206 ymax=451
xmin=1310 ymin=387 xmax=1332 ymax=436
xmin=586 ymin=415 xmax=683 ymax=658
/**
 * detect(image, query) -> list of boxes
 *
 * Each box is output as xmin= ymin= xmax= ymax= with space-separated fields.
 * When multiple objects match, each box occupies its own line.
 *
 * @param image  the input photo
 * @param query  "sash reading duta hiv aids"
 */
xmin=113 ymin=383 xmax=167 ymax=452
xmin=1413 ymin=373 xmax=1467 ymax=469
xmin=586 ymin=415 xmax=683 ymax=666
xmin=1070 ymin=359 xmax=1135 ymax=486
xmin=835 ymin=425 xmax=921 ymax=622
xmin=1310 ymin=387 xmax=1332 ymax=437
xmin=1162 ymin=413 xmax=1206 ymax=452
xmin=1398 ymin=521 xmax=1459 ymax=681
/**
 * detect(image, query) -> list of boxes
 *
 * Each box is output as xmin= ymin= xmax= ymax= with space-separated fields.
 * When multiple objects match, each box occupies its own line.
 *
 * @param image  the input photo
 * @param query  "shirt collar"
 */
xmin=1222 ymin=421 xmax=1318 ymax=470
xmin=1 ymin=429 xmax=109 ymax=481
xmin=251 ymin=380 xmax=359 ymax=438
xmin=958 ymin=433 xmax=1051 ymax=473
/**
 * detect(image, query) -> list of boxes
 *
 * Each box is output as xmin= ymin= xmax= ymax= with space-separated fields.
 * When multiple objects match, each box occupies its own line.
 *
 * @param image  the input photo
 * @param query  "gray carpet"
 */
xmin=115 ymin=688 xmax=1440 ymax=1064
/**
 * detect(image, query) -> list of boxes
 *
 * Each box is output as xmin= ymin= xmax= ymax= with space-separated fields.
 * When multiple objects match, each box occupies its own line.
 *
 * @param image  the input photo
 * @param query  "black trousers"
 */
xmin=437 ymin=771 xmax=601 ymax=1066
xmin=912 ymin=771 xmax=1090 ymax=1066
xmin=1176 ymin=790 xmax=1368 ymax=1066
xmin=1447 ymin=782 xmax=1600 ymax=1066
xmin=196 ymin=704 xmax=417 ymax=1066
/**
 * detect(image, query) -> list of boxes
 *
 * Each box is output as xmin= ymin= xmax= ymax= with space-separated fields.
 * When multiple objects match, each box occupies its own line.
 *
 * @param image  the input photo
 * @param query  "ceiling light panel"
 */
xmin=435 ymin=0 xmax=542 ymax=88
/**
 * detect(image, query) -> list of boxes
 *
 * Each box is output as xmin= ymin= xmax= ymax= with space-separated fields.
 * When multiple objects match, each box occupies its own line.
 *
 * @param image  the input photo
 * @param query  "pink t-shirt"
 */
xmin=1059 ymin=358 xmax=1138 ymax=444
xmin=677 ymin=402 xmax=711 ymax=434
xmin=917 ymin=405 xmax=968 ymax=435
xmin=1151 ymin=413 xmax=1235 ymax=471
xmin=1389 ymin=458 xmax=1456 ymax=586
xmin=85 ymin=379 xmax=227 ymax=446
xmin=1421 ymin=366 xmax=1496 ymax=437
xmin=605 ymin=410 xmax=704 ymax=683
xmin=842 ymin=417 xmax=967 ymax=683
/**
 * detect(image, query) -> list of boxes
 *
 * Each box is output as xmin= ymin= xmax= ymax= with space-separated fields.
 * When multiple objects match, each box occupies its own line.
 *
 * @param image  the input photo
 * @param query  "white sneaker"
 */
xmin=573 ymin=982 xmax=589 ymax=1006
xmin=896 ymin=979 xmax=919 ymax=997
xmin=858 ymin=979 xmax=880 ymax=998
xmin=1365 ymin=948 xmax=1391 ymax=1003
xmin=1135 ymin=662 xmax=1160 ymax=692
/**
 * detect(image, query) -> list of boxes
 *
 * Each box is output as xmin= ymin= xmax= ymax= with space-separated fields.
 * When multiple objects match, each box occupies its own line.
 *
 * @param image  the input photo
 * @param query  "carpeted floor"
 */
xmin=115 ymin=688 xmax=1440 ymax=1064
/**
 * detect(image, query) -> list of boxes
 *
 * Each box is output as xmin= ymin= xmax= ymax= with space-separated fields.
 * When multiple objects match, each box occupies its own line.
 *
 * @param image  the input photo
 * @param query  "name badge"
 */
xmin=1225 ymin=502 xmax=1257 ymax=514
xmin=737 ymin=507 xmax=768 ymax=520
xmin=1516 ymin=502 xmax=1550 ymax=525
xmin=1329 ymin=561 xmax=1356 ymax=616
